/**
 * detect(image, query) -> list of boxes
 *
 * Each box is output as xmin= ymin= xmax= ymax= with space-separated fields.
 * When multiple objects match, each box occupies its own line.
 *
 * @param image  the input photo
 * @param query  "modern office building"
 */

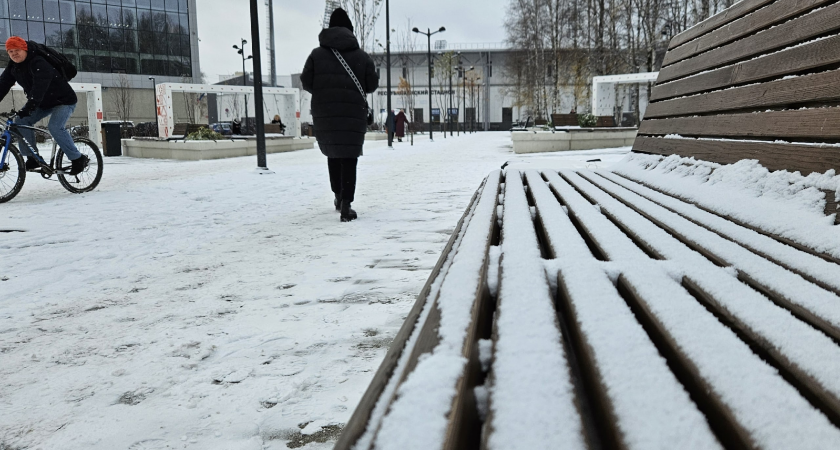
xmin=0 ymin=0 xmax=200 ymax=87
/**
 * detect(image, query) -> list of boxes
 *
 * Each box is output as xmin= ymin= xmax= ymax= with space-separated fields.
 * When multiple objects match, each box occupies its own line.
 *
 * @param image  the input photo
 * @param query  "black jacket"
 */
xmin=0 ymin=51 xmax=77 ymax=112
xmin=301 ymin=27 xmax=378 ymax=158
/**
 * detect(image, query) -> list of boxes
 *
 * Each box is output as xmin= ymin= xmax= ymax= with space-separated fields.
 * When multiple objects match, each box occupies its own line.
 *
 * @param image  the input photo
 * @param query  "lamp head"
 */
xmin=233 ymin=45 xmax=239 ymax=49
xmin=412 ymin=27 xmax=419 ymax=33
xmin=242 ymin=39 xmax=247 ymax=45
xmin=439 ymin=27 xmax=446 ymax=32
xmin=246 ymin=55 xmax=253 ymax=60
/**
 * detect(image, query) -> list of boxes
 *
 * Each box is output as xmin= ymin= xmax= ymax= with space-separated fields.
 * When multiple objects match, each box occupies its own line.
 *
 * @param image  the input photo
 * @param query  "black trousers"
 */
xmin=328 ymin=157 xmax=358 ymax=203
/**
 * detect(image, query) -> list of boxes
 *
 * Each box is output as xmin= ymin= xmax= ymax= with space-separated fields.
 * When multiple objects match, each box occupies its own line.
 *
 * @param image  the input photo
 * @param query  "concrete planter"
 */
xmin=512 ymin=128 xmax=637 ymax=154
xmin=365 ymin=132 xmax=389 ymax=141
xmin=123 ymin=137 xmax=316 ymax=161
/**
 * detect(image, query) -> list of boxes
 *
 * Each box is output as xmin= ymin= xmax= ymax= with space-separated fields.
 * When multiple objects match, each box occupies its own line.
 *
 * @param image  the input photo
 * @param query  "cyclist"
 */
xmin=0 ymin=36 xmax=87 ymax=175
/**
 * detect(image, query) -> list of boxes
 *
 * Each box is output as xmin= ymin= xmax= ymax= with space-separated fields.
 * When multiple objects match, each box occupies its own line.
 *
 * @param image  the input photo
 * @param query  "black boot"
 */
xmin=340 ymin=200 xmax=357 ymax=222
xmin=68 ymin=155 xmax=89 ymax=176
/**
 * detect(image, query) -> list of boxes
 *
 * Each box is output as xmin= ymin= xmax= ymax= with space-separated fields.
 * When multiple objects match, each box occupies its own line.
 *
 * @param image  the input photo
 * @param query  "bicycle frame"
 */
xmin=0 ymin=116 xmax=60 ymax=175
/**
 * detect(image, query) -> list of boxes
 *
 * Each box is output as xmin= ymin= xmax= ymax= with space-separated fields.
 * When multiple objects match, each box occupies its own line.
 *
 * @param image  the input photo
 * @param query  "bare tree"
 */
xmin=180 ymin=72 xmax=207 ymax=124
xmin=337 ymin=0 xmax=383 ymax=52
xmin=110 ymin=73 xmax=134 ymax=123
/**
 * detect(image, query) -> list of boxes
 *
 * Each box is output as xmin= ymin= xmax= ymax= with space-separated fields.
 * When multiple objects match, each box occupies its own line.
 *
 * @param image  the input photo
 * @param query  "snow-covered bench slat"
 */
xmin=547 ymin=169 xmax=840 ymax=427
xmin=594 ymin=170 xmax=840 ymax=294
xmin=569 ymin=170 xmax=840 ymax=344
xmin=523 ymin=171 xmax=722 ymax=448
xmin=335 ymin=172 xmax=501 ymax=450
xmin=486 ymin=170 xmax=585 ymax=450
xmin=619 ymin=267 xmax=840 ymax=449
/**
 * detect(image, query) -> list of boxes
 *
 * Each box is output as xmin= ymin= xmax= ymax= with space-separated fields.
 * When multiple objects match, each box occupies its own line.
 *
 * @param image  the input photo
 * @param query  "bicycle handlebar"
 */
xmin=0 ymin=109 xmax=18 ymax=119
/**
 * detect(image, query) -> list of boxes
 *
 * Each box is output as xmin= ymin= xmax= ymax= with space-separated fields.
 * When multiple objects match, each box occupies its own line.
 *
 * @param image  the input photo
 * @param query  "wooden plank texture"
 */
xmin=645 ymin=69 xmax=840 ymax=119
xmin=638 ymin=108 xmax=840 ymax=140
xmin=662 ymin=0 xmax=833 ymax=67
xmin=668 ymin=0 xmax=776 ymax=49
xmin=650 ymin=34 xmax=840 ymax=101
xmin=659 ymin=3 xmax=840 ymax=83
xmin=632 ymin=136 xmax=840 ymax=175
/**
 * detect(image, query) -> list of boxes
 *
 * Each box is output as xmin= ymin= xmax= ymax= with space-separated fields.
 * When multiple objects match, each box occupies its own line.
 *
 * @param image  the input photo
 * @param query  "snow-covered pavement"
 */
xmin=0 ymin=132 xmax=629 ymax=450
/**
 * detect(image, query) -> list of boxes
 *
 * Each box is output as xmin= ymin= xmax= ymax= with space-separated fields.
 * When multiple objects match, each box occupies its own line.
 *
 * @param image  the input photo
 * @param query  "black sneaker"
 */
xmin=68 ymin=155 xmax=89 ymax=176
xmin=25 ymin=157 xmax=40 ymax=171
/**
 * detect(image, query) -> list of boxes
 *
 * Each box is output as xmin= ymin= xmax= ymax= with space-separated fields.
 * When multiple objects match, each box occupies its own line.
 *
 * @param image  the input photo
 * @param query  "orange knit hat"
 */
xmin=5 ymin=36 xmax=27 ymax=51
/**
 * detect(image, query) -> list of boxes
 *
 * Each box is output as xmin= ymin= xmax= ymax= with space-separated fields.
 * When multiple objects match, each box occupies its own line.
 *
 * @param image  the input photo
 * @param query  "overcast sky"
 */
xmin=196 ymin=0 xmax=509 ymax=83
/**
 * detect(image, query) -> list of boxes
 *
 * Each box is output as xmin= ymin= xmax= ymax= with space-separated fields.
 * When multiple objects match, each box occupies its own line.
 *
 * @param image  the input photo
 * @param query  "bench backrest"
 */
xmin=635 ymin=0 xmax=840 ymax=177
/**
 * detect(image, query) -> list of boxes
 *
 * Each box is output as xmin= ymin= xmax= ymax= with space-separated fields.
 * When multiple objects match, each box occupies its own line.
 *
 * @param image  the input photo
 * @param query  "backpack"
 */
xmin=26 ymin=41 xmax=77 ymax=81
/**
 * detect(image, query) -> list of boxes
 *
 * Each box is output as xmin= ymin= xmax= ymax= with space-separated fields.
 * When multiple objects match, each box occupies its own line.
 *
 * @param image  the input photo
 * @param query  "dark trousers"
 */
xmin=328 ymin=157 xmax=358 ymax=203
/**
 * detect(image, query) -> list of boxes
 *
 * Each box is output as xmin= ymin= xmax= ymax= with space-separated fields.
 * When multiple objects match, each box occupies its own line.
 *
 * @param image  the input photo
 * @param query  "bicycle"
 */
xmin=0 ymin=109 xmax=103 ymax=203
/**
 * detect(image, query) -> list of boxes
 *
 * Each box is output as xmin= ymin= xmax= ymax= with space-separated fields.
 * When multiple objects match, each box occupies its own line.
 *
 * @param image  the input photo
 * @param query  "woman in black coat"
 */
xmin=301 ymin=8 xmax=379 ymax=222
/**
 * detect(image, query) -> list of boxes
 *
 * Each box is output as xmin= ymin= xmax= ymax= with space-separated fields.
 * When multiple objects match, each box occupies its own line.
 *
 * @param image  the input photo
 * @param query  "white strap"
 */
xmin=332 ymin=48 xmax=367 ymax=101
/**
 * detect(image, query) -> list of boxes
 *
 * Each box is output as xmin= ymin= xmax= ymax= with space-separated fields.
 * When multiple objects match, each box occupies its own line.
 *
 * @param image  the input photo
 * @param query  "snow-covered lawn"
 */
xmin=0 ymin=132 xmax=629 ymax=450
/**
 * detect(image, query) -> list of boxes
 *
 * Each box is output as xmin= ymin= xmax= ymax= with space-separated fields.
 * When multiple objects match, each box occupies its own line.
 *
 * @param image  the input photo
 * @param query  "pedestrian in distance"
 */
xmin=0 ymin=36 xmax=87 ymax=175
xmin=271 ymin=114 xmax=286 ymax=134
xmin=395 ymin=109 xmax=408 ymax=142
xmin=301 ymin=7 xmax=379 ymax=222
xmin=385 ymin=109 xmax=396 ymax=146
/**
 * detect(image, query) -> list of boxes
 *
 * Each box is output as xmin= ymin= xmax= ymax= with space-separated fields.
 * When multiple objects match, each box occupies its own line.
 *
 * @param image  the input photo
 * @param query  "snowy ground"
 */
xmin=0 ymin=132 xmax=629 ymax=450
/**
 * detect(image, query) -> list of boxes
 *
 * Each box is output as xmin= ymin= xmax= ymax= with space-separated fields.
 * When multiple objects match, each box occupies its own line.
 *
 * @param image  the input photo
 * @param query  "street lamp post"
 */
xmin=386 ymin=0 xmax=392 ymax=148
xmin=462 ymin=66 xmax=473 ymax=134
xmin=232 ymin=39 xmax=253 ymax=134
xmin=413 ymin=26 xmax=445 ymax=142
xmin=148 ymin=76 xmax=157 ymax=136
xmin=248 ymin=0 xmax=268 ymax=169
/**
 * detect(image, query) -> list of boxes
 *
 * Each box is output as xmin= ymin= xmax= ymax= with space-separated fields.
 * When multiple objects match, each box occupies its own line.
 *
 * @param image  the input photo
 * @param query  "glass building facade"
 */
xmin=0 ymin=0 xmax=193 ymax=77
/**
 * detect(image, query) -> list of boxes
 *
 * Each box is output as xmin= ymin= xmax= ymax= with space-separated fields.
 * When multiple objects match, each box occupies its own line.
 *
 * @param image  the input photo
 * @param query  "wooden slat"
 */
xmin=573 ymin=171 xmax=840 ymax=344
xmin=645 ymin=69 xmax=840 ymax=119
xmin=333 ymin=187 xmax=481 ymax=450
xmin=650 ymin=34 xmax=840 ymax=101
xmin=488 ymin=170 xmax=587 ymax=450
xmin=639 ymin=108 xmax=840 ymax=140
xmin=593 ymin=171 xmax=840 ymax=295
xmin=618 ymin=268 xmax=840 ymax=449
xmin=668 ymin=0 xmax=776 ymax=49
xmin=631 ymin=136 xmax=840 ymax=175
xmin=663 ymin=0 xmax=833 ymax=67
xmin=659 ymin=3 xmax=840 ymax=83
xmin=611 ymin=168 xmax=840 ymax=262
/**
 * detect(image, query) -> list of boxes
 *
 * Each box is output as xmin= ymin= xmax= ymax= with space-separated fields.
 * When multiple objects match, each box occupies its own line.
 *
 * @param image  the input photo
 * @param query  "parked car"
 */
xmin=210 ymin=122 xmax=233 ymax=136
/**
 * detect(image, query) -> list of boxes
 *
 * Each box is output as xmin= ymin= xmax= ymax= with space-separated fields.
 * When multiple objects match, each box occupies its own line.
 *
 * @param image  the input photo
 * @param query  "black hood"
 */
xmin=319 ymin=27 xmax=360 ymax=51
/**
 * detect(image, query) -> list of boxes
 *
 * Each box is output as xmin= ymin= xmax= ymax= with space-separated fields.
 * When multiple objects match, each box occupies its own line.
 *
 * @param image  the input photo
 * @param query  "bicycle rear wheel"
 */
xmin=0 ymin=144 xmax=25 ymax=203
xmin=56 ymin=137 xmax=103 ymax=194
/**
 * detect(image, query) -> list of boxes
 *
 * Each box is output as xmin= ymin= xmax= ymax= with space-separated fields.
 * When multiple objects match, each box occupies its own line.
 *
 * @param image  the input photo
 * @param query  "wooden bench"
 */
xmin=551 ymin=113 xmax=578 ymax=127
xmin=171 ymin=123 xmax=208 ymax=137
xmin=336 ymin=1 xmax=840 ymax=448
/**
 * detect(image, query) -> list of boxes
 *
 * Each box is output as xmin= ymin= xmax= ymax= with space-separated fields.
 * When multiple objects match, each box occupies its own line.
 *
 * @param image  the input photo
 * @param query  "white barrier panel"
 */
xmin=591 ymin=72 xmax=658 ymax=117
xmin=10 ymin=82 xmax=103 ymax=150
xmin=154 ymin=83 xmax=301 ymax=138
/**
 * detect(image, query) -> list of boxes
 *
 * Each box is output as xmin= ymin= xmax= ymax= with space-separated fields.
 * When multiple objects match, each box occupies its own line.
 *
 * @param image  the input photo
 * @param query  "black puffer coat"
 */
xmin=301 ymin=27 xmax=378 ymax=158
xmin=0 ymin=51 xmax=77 ymax=112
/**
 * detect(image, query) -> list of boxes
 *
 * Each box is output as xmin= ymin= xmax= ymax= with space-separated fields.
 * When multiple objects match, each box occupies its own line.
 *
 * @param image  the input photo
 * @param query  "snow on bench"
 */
xmin=336 ymin=0 xmax=840 ymax=447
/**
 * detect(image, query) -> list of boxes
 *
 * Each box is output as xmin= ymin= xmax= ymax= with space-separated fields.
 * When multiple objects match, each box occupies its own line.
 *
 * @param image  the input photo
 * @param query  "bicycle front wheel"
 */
xmin=56 ymin=137 xmax=103 ymax=194
xmin=0 ymin=144 xmax=25 ymax=203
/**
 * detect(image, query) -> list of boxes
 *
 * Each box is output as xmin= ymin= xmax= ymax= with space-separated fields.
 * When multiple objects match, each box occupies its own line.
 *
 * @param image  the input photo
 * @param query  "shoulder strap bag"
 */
xmin=332 ymin=48 xmax=374 ymax=126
